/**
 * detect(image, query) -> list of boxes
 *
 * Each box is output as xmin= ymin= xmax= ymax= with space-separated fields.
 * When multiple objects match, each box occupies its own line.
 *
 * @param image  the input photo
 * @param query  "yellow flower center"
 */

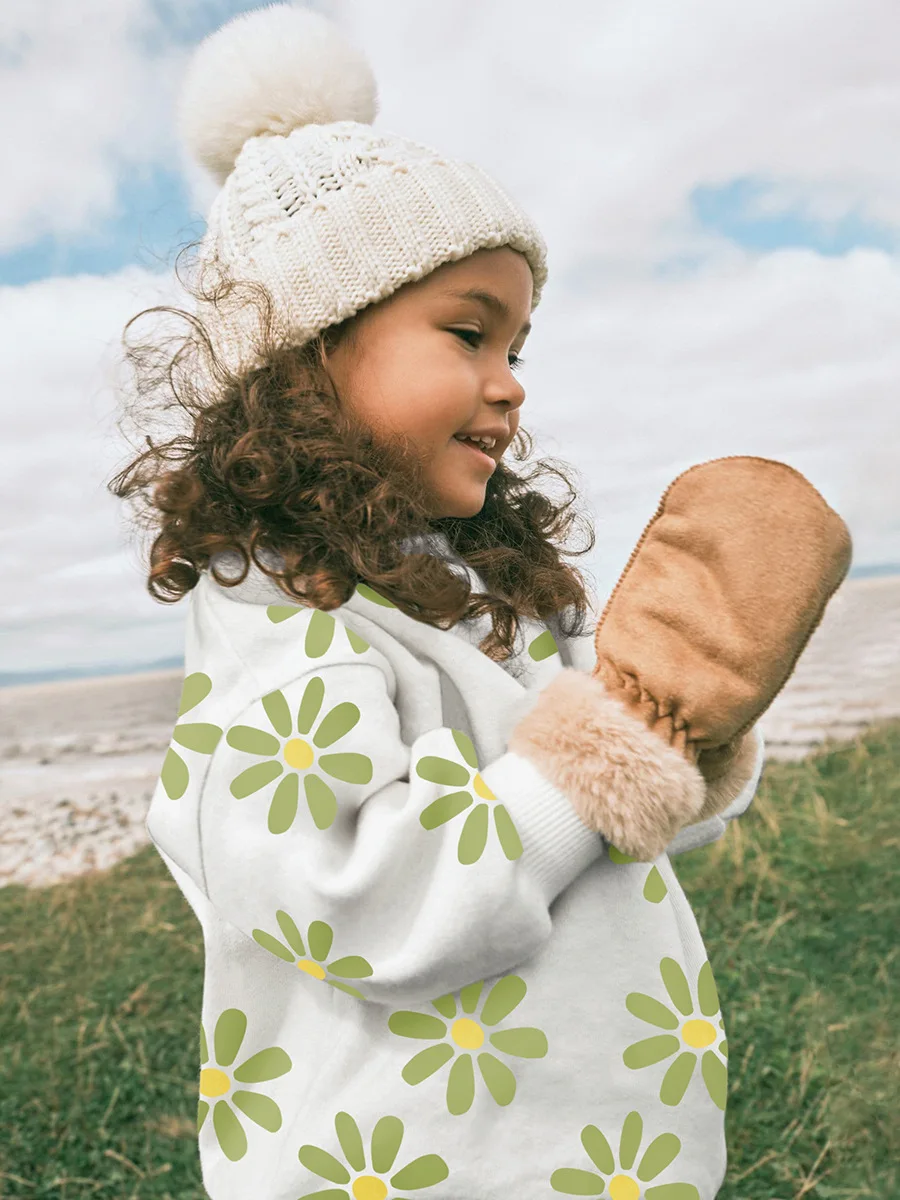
xmin=472 ymin=772 xmax=496 ymax=801
xmin=609 ymin=1175 xmax=640 ymax=1200
xmin=199 ymin=1068 xmax=230 ymax=1098
xmin=297 ymin=959 xmax=327 ymax=980
xmin=284 ymin=738 xmax=314 ymax=769
xmin=682 ymin=1018 xmax=717 ymax=1048
xmin=451 ymin=1017 xmax=484 ymax=1049
xmin=352 ymin=1177 xmax=387 ymax=1200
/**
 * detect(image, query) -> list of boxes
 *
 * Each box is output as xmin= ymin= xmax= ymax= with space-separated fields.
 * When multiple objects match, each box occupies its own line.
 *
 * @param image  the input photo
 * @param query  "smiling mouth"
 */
xmin=452 ymin=437 xmax=496 ymax=469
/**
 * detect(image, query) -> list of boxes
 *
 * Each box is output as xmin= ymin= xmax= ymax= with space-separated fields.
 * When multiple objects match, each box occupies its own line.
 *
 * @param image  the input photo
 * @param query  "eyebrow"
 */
xmin=443 ymin=288 xmax=532 ymax=337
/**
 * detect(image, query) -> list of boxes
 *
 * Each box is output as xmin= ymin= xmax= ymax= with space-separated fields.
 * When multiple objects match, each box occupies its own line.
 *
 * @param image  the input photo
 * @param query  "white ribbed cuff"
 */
xmin=480 ymin=751 xmax=605 ymax=905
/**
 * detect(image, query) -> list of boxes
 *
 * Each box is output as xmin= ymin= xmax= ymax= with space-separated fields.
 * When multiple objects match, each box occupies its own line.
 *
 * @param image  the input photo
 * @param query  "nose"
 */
xmin=483 ymin=359 xmax=526 ymax=414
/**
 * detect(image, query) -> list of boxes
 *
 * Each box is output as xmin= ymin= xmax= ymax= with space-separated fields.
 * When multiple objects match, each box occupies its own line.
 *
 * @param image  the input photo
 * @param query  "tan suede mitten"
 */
xmin=508 ymin=456 xmax=852 ymax=860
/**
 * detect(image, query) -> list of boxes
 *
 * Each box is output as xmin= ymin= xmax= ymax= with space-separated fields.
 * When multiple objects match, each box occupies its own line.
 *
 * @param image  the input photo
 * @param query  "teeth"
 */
xmin=456 ymin=434 xmax=496 ymax=449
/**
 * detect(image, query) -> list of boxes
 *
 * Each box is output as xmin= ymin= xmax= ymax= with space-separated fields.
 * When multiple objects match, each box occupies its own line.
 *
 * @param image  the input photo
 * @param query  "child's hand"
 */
xmin=592 ymin=456 xmax=852 ymax=813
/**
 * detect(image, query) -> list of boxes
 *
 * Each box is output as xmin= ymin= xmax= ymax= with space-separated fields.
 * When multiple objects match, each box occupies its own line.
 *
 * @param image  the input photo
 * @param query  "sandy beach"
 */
xmin=2 ymin=573 xmax=898 ymax=890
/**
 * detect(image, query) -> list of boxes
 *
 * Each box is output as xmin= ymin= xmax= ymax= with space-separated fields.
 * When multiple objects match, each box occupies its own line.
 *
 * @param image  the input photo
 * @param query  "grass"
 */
xmin=1 ymin=721 xmax=898 ymax=1199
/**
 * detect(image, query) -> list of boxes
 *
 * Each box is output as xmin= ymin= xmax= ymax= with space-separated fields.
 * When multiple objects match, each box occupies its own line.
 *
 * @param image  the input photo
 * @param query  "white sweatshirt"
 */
xmin=147 ymin=532 xmax=764 ymax=1200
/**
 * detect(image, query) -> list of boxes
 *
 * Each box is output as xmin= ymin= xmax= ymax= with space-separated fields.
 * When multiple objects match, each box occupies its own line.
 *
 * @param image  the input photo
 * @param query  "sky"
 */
xmin=1 ymin=0 xmax=899 ymax=681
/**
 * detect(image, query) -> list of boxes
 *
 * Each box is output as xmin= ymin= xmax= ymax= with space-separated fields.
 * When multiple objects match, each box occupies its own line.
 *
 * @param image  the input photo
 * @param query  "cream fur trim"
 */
xmin=508 ymin=669 xmax=706 ymax=861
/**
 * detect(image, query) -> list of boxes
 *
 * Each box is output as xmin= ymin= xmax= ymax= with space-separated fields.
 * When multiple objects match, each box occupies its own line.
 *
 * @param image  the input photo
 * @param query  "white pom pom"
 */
xmin=178 ymin=3 xmax=379 ymax=186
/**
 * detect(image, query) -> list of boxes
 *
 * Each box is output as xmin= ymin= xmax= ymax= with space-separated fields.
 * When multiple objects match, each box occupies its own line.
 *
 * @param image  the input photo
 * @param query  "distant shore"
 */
xmin=2 ymin=573 xmax=899 ymax=888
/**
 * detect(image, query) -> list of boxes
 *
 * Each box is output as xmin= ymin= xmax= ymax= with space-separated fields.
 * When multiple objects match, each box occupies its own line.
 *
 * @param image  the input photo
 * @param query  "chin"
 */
xmin=432 ymin=491 xmax=487 ymax=519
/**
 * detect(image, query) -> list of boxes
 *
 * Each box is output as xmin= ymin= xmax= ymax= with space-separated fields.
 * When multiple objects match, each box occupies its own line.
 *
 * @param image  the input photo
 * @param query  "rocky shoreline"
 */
xmin=2 ymin=574 xmax=898 ymax=889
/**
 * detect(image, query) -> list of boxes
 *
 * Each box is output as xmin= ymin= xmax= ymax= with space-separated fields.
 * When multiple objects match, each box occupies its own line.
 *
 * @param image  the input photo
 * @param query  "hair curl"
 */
xmin=108 ymin=241 xmax=599 ymax=663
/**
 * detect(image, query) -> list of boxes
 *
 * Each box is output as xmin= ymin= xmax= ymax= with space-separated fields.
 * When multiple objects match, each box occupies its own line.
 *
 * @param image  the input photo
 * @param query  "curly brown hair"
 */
xmin=108 ymin=242 xmax=599 ymax=663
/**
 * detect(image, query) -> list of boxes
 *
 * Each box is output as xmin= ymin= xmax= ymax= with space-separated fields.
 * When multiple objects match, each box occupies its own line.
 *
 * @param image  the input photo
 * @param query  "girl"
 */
xmin=112 ymin=7 xmax=764 ymax=1197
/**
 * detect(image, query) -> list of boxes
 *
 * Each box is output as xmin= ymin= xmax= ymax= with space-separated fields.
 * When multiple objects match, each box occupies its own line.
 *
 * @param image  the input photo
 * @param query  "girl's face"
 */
xmin=323 ymin=246 xmax=533 ymax=518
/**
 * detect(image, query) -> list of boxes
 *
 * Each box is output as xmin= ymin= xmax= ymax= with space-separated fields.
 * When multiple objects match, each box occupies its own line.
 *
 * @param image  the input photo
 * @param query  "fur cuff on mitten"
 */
xmin=695 ymin=728 xmax=761 ymax=822
xmin=507 ymin=669 xmax=707 ymax=861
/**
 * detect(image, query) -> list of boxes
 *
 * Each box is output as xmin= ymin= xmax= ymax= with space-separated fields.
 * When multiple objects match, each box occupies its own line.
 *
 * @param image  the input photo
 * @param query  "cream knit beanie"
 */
xmin=177 ymin=4 xmax=549 ymax=378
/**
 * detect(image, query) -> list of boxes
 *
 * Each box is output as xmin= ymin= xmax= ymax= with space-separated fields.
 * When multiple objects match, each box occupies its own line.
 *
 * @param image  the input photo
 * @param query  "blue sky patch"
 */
xmin=690 ymin=176 xmax=898 ymax=256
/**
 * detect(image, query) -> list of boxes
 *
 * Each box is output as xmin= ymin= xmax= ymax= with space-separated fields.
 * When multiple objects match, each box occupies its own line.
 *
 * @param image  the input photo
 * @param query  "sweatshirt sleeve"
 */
xmin=196 ymin=614 xmax=605 ymax=1008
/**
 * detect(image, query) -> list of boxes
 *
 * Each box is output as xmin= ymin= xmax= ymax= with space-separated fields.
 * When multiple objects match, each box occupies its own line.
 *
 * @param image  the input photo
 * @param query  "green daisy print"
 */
xmin=528 ymin=629 xmax=560 ymax=661
xmin=607 ymin=846 xmax=669 ymax=904
xmin=265 ymin=605 xmax=371 ymax=656
xmin=226 ymin=679 xmax=373 ymax=834
xmin=298 ymin=1111 xmax=448 ymax=1198
xmin=252 ymin=910 xmax=374 ymax=1000
xmin=623 ymin=958 xmax=728 ymax=1110
xmin=161 ymin=672 xmax=223 ymax=800
xmin=388 ymin=974 xmax=548 ymax=1116
xmin=197 ymin=1008 xmax=292 ymax=1163
xmin=416 ymin=729 xmax=523 ymax=865
xmin=355 ymin=583 xmax=397 ymax=608
xmin=550 ymin=1109 xmax=699 ymax=1199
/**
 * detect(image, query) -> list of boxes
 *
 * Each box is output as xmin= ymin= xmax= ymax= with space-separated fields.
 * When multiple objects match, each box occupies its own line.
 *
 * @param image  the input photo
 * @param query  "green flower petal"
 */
xmin=451 ymin=729 xmax=479 ymax=768
xmin=226 ymin=725 xmax=281 ymax=756
xmin=446 ymin=1053 xmax=475 ymax=1115
xmin=623 ymin=1035 xmax=680 ymax=1069
xmin=297 ymin=677 xmax=326 ymax=735
xmin=660 ymin=959 xmax=693 ymax=1016
xmin=415 ymin=755 xmax=471 ymax=787
xmin=643 ymin=866 xmax=668 ymax=903
xmin=230 ymin=760 xmax=283 ymax=799
xmin=702 ymin=1049 xmax=728 ymax=1110
xmin=389 ymin=1011 xmax=448 ymax=1040
xmin=306 ymin=610 xmax=336 ymax=659
xmin=314 ymin=702 xmax=360 ymax=748
xmin=233 ymin=1047 xmax=291 ymax=1084
xmin=626 ymin=992 xmax=680 ymax=1030
xmin=719 ymin=1039 xmax=728 ymax=1058
xmin=213 ymin=1100 xmax=247 ymax=1161
xmin=371 ymin=1115 xmax=404 ymax=1173
xmin=480 ymin=975 xmax=526 ymax=1026
xmin=356 ymin=582 xmax=396 ymax=607
xmin=318 ymin=752 xmax=373 ymax=785
xmin=419 ymin=790 xmax=472 ymax=830
xmin=296 ymin=1191 xmax=348 ymax=1200
xmin=269 ymin=773 xmax=299 ymax=834
xmin=233 ymin=1090 xmax=282 ymax=1132
xmin=297 ymin=1144 xmax=351 ymax=1184
xmin=334 ymin=1111 xmax=365 ymax=1171
xmin=459 ymin=980 xmax=484 ymax=1014
xmin=637 ymin=1132 xmax=681 ymax=1181
xmin=390 ymin=1153 xmax=449 ymax=1189
xmin=619 ymin=1110 xmax=643 ymax=1169
xmin=328 ymin=955 xmax=373 ymax=980
xmin=432 ymin=994 xmax=457 ymax=1019
xmin=528 ymin=629 xmax=559 ymax=661
xmin=401 ymin=1043 xmax=455 ymax=1085
xmin=252 ymin=928 xmax=295 ymax=963
xmin=276 ymin=910 xmax=307 ymax=957
xmin=549 ymin=1167 xmax=606 ymax=1195
xmin=346 ymin=628 xmax=370 ymax=655
xmin=327 ymin=980 xmax=366 ymax=1001
xmin=262 ymin=690 xmax=293 ymax=739
xmin=489 ymin=1027 xmax=548 ymax=1058
xmin=659 ymin=1051 xmax=697 ymax=1106
xmin=697 ymin=961 xmax=720 ymax=1017
xmin=173 ymin=722 xmax=223 ymax=753
xmin=477 ymin=1052 xmax=516 ymax=1106
xmin=197 ymin=1099 xmax=209 ymax=1132
xmin=608 ymin=846 xmax=636 ymax=864
xmin=306 ymin=920 xmax=333 ymax=962
xmin=645 ymin=1186 xmax=700 ymax=1200
xmin=581 ymin=1124 xmax=614 ymax=1173
xmin=458 ymin=803 xmax=489 ymax=864
xmin=494 ymin=804 xmax=523 ymax=860
xmin=199 ymin=1024 xmax=208 ymax=1064
xmin=266 ymin=605 xmax=301 ymax=624
xmin=177 ymin=672 xmax=211 ymax=717
xmin=305 ymin=774 xmax=338 ymax=829
xmin=214 ymin=1009 xmax=246 ymax=1066
xmin=161 ymin=747 xmax=189 ymax=800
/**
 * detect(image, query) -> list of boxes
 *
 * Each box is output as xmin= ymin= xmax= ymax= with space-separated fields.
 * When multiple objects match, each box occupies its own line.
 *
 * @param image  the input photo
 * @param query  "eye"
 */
xmin=451 ymin=329 xmax=525 ymax=373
